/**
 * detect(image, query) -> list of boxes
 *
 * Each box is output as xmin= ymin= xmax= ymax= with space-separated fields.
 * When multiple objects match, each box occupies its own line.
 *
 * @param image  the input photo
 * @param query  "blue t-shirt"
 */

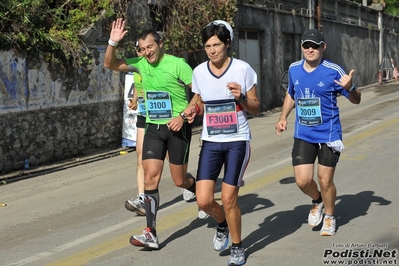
xmin=287 ymin=59 xmax=350 ymax=143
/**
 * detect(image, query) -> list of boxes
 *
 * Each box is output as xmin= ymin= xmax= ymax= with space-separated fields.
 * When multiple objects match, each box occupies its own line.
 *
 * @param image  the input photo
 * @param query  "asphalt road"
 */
xmin=1 ymin=82 xmax=399 ymax=266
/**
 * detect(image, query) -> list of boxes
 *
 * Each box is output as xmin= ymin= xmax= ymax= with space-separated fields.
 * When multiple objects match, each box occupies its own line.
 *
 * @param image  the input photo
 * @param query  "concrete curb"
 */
xmin=0 ymin=147 xmax=135 ymax=186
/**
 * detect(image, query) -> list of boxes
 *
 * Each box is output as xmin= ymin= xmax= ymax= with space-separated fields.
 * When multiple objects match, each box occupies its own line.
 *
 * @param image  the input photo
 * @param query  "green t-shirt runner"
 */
xmin=126 ymin=54 xmax=192 ymax=125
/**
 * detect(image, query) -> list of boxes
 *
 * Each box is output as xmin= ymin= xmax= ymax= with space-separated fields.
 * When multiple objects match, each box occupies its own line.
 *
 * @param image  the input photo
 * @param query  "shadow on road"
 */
xmin=134 ymin=189 xmax=391 ymax=255
xmin=159 ymin=193 xmax=274 ymax=250
xmin=335 ymin=190 xmax=391 ymax=229
xmin=243 ymin=190 xmax=391 ymax=257
xmin=243 ymin=204 xmax=309 ymax=257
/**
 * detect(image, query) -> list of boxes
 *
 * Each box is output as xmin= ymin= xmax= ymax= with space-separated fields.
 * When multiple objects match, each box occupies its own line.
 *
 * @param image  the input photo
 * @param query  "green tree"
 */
xmin=0 ymin=0 xmax=119 ymax=70
xmin=0 ymin=0 xmax=238 ymax=70
xmin=351 ymin=0 xmax=399 ymax=16
xmin=384 ymin=0 xmax=399 ymax=16
xmin=155 ymin=0 xmax=237 ymax=54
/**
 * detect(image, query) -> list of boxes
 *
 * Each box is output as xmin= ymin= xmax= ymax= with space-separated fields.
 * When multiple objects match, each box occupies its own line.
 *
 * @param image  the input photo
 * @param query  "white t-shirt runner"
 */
xmin=192 ymin=58 xmax=257 ymax=142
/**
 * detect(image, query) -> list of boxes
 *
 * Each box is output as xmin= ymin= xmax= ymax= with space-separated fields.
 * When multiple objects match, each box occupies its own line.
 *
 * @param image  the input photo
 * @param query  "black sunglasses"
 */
xmin=302 ymin=42 xmax=322 ymax=49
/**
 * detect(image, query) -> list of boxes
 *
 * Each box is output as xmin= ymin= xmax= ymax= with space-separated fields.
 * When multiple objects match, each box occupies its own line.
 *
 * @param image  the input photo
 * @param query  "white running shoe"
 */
xmin=125 ymin=196 xmax=146 ymax=216
xmin=130 ymin=228 xmax=159 ymax=249
xmin=213 ymin=226 xmax=229 ymax=251
xmin=308 ymin=202 xmax=324 ymax=227
xmin=182 ymin=188 xmax=196 ymax=202
xmin=228 ymin=245 xmax=246 ymax=266
xmin=320 ymin=216 xmax=336 ymax=236
xmin=198 ymin=207 xmax=209 ymax=219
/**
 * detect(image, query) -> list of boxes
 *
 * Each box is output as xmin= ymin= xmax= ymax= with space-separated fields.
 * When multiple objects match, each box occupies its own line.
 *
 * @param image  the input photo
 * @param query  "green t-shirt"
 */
xmin=126 ymin=54 xmax=192 ymax=124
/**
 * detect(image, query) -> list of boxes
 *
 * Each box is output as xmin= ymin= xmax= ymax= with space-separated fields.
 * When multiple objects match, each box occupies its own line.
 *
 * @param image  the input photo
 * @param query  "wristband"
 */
xmin=180 ymin=112 xmax=187 ymax=120
xmin=238 ymin=93 xmax=247 ymax=103
xmin=348 ymin=83 xmax=356 ymax=93
xmin=108 ymin=39 xmax=119 ymax=47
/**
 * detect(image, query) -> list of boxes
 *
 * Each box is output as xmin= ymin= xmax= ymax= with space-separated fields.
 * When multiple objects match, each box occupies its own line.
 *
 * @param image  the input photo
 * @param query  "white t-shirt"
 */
xmin=192 ymin=58 xmax=257 ymax=142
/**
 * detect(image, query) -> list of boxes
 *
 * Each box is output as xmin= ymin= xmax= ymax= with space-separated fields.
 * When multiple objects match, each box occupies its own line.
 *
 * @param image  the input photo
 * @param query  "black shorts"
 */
xmin=292 ymin=138 xmax=340 ymax=167
xmin=136 ymin=115 xmax=146 ymax=129
xmin=142 ymin=123 xmax=192 ymax=165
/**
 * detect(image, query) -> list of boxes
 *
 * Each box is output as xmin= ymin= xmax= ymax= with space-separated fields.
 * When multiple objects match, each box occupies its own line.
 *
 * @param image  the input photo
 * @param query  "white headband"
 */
xmin=207 ymin=20 xmax=234 ymax=41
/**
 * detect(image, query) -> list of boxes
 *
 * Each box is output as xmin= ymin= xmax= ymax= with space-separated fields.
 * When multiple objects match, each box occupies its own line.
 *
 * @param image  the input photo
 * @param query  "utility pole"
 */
xmin=309 ymin=0 xmax=315 ymax=29
xmin=317 ymin=0 xmax=322 ymax=31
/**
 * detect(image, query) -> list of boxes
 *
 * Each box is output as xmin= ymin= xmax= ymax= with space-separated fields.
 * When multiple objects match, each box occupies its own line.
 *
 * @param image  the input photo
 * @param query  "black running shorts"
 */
xmin=142 ymin=123 xmax=192 ymax=165
xmin=136 ymin=115 xmax=146 ymax=129
xmin=292 ymin=138 xmax=340 ymax=167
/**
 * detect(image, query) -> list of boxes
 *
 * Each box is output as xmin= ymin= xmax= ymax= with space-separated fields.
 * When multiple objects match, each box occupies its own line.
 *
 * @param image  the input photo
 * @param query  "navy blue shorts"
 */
xmin=292 ymin=138 xmax=340 ymax=167
xmin=196 ymin=140 xmax=250 ymax=186
xmin=142 ymin=123 xmax=192 ymax=165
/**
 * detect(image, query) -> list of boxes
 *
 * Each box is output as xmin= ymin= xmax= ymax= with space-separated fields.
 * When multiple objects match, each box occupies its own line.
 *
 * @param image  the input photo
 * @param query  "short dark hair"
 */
xmin=138 ymin=29 xmax=162 ymax=45
xmin=202 ymin=23 xmax=231 ymax=45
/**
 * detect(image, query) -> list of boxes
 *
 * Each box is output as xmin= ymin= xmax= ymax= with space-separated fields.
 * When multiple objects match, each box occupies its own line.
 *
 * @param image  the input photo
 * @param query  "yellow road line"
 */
xmin=344 ymin=117 xmax=399 ymax=146
xmin=45 ymin=207 xmax=199 ymax=266
xmin=46 ymin=166 xmax=293 ymax=266
xmin=46 ymin=116 xmax=399 ymax=266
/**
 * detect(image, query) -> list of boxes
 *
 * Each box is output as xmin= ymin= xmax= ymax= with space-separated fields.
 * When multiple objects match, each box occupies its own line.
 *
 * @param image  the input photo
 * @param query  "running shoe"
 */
xmin=125 ymin=196 xmax=146 ymax=216
xmin=198 ymin=207 xmax=209 ymax=219
xmin=134 ymin=199 xmax=146 ymax=216
xmin=213 ymin=226 xmax=229 ymax=251
xmin=182 ymin=188 xmax=196 ymax=202
xmin=228 ymin=245 xmax=246 ymax=266
xmin=130 ymin=228 xmax=159 ymax=249
xmin=308 ymin=202 xmax=324 ymax=227
xmin=320 ymin=216 xmax=336 ymax=236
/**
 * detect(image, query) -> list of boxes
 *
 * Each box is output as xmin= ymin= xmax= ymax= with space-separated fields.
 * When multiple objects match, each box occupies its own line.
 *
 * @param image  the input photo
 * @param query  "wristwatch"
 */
xmin=180 ymin=112 xmax=187 ymax=120
xmin=238 ymin=93 xmax=247 ymax=103
xmin=348 ymin=83 xmax=356 ymax=93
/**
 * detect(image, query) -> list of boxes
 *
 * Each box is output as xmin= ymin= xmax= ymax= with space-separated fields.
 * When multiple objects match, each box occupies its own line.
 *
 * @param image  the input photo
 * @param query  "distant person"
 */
xmin=104 ymin=18 xmax=196 ymax=249
xmin=184 ymin=20 xmax=260 ymax=265
xmin=124 ymin=47 xmax=146 ymax=216
xmin=275 ymin=29 xmax=361 ymax=236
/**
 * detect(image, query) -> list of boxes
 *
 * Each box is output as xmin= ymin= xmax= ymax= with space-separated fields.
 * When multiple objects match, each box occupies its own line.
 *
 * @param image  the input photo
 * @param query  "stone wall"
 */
xmin=0 ymin=48 xmax=125 ymax=174
xmin=0 ymin=101 xmax=122 ymax=173
xmin=0 ymin=49 xmax=121 ymax=114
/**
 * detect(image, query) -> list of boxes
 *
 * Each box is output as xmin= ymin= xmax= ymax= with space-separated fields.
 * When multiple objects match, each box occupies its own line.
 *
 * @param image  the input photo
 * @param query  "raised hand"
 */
xmin=334 ymin=69 xmax=355 ymax=90
xmin=110 ymin=18 xmax=128 ymax=43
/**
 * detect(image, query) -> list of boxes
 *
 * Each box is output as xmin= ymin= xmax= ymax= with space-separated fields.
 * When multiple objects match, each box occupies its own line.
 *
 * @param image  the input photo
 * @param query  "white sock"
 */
xmin=325 ymin=214 xmax=334 ymax=219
